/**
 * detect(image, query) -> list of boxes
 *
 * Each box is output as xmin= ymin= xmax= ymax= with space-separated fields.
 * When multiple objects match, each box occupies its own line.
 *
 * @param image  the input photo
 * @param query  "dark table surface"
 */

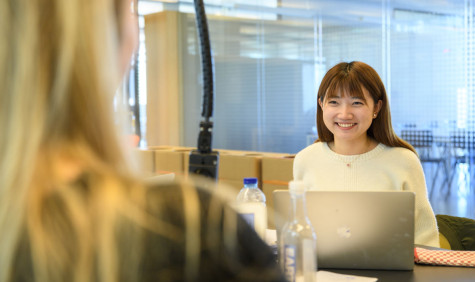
xmin=324 ymin=263 xmax=475 ymax=282
xmin=270 ymin=238 xmax=475 ymax=281
xmin=322 ymin=245 xmax=475 ymax=281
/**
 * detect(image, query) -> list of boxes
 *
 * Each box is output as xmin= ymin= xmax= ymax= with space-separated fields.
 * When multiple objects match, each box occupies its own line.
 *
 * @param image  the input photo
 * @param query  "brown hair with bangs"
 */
xmin=316 ymin=61 xmax=417 ymax=155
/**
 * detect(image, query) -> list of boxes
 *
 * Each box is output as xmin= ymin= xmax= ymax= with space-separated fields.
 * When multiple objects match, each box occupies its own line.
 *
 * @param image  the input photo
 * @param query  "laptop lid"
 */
xmin=273 ymin=190 xmax=415 ymax=270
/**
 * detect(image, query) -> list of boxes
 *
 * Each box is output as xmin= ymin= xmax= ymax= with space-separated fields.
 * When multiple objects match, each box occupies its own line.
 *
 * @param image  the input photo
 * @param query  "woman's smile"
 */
xmin=336 ymin=122 xmax=356 ymax=128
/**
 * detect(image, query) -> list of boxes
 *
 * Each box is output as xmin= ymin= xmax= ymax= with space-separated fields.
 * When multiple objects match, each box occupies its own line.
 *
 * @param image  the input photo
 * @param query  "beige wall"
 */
xmin=144 ymin=11 xmax=184 ymax=146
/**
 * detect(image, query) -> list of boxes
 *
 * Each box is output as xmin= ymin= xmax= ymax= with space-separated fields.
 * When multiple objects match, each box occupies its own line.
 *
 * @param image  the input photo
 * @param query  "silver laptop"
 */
xmin=273 ymin=190 xmax=415 ymax=270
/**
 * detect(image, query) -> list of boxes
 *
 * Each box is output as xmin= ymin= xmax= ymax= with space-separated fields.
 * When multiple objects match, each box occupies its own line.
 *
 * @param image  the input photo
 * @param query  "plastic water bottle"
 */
xmin=280 ymin=180 xmax=317 ymax=282
xmin=236 ymin=177 xmax=267 ymax=238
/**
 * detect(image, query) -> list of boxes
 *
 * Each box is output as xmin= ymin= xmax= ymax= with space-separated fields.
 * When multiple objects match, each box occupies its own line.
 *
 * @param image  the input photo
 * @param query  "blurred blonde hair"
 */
xmin=0 ymin=0 xmax=219 ymax=281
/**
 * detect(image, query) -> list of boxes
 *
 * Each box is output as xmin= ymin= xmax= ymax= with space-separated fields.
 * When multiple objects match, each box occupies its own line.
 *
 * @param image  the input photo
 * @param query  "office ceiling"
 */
xmin=139 ymin=0 xmax=466 ymax=25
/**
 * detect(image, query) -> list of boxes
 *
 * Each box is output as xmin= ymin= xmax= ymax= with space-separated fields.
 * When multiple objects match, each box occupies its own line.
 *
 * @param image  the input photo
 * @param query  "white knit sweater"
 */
xmin=293 ymin=142 xmax=440 ymax=248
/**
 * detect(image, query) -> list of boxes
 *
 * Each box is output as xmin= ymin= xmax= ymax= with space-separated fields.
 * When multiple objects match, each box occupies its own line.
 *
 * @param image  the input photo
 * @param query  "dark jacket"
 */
xmin=13 ymin=180 xmax=285 ymax=282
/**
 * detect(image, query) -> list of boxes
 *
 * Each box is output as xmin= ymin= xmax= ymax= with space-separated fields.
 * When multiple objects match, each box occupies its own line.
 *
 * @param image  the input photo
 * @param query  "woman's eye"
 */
xmin=328 ymin=100 xmax=338 ymax=105
xmin=353 ymin=101 xmax=364 ymax=105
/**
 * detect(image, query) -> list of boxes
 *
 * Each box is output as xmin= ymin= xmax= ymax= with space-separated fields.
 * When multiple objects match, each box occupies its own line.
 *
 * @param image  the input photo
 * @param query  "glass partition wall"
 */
xmin=136 ymin=0 xmax=475 ymax=218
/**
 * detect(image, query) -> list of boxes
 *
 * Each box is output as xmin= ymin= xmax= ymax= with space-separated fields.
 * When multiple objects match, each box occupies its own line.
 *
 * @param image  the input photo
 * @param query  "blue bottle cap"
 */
xmin=243 ymin=177 xmax=258 ymax=185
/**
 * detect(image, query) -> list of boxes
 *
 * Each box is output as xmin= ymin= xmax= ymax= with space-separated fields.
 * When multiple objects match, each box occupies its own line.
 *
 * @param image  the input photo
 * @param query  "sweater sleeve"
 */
xmin=403 ymin=152 xmax=440 ymax=248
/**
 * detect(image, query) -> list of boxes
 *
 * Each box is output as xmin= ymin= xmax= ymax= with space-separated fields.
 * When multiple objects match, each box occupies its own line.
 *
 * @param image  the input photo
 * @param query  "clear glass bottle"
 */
xmin=235 ymin=177 xmax=267 ymax=238
xmin=280 ymin=180 xmax=317 ymax=282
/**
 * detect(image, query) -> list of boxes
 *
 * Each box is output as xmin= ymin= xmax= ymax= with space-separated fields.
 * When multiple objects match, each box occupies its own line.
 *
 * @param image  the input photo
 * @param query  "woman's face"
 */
xmin=319 ymin=87 xmax=382 ymax=145
xmin=118 ymin=0 xmax=139 ymax=75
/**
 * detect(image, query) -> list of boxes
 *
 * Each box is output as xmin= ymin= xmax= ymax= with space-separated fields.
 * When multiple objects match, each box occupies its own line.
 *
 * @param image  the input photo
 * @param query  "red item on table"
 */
xmin=414 ymin=247 xmax=475 ymax=267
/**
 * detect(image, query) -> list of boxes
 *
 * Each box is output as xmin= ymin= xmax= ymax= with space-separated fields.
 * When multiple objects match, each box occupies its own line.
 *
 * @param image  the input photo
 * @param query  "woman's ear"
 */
xmin=375 ymin=99 xmax=382 ymax=114
xmin=318 ymin=98 xmax=323 ymax=108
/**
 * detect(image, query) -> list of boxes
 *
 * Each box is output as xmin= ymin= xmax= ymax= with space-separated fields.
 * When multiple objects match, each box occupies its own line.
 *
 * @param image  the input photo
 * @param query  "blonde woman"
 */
xmin=0 ymin=0 xmax=284 ymax=281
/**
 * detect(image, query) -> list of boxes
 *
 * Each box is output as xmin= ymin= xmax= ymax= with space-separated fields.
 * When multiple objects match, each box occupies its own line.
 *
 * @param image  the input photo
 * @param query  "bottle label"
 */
xmin=239 ymin=213 xmax=255 ymax=228
xmin=283 ymin=245 xmax=296 ymax=282
xmin=236 ymin=203 xmax=267 ymax=238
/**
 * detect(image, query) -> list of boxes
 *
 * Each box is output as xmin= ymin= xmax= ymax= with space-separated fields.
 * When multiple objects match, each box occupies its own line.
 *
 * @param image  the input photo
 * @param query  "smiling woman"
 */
xmin=293 ymin=61 xmax=441 ymax=248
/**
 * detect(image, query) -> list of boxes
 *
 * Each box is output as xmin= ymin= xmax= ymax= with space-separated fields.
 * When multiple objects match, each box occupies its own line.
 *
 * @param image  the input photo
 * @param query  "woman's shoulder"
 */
xmin=139 ymin=178 xmax=286 ymax=282
xmin=144 ymin=177 xmax=234 ymax=200
xmin=141 ymin=177 xmax=244 ymax=227
xmin=295 ymin=142 xmax=326 ymax=159
xmin=381 ymin=144 xmax=418 ymax=157
xmin=142 ymin=178 xmax=230 ymax=213
xmin=379 ymin=144 xmax=421 ymax=166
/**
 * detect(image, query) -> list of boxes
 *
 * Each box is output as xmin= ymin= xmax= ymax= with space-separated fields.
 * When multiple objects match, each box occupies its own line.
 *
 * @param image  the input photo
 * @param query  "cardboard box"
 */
xmin=132 ymin=148 xmax=156 ymax=176
xmin=173 ymin=148 xmax=194 ymax=178
xmin=218 ymin=153 xmax=262 ymax=185
xmin=147 ymin=145 xmax=175 ymax=150
xmin=261 ymin=155 xmax=295 ymax=228
xmin=154 ymin=147 xmax=186 ymax=176
xmin=218 ymin=179 xmax=243 ymax=199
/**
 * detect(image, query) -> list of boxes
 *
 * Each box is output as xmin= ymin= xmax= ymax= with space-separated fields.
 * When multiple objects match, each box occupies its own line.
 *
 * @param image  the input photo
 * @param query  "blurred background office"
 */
xmin=121 ymin=0 xmax=475 ymax=219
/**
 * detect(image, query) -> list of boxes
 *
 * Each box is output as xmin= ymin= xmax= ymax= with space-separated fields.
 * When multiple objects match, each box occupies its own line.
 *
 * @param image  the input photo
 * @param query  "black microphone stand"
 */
xmin=188 ymin=0 xmax=219 ymax=180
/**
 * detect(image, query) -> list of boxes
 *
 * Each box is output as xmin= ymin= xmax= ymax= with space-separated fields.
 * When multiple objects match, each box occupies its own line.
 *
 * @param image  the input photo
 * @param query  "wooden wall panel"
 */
xmin=144 ymin=11 xmax=183 ymax=146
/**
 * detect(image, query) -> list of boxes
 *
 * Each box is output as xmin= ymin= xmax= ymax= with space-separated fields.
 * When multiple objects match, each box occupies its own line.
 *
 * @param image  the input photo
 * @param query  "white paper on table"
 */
xmin=316 ymin=270 xmax=378 ymax=282
xmin=265 ymin=229 xmax=277 ymax=246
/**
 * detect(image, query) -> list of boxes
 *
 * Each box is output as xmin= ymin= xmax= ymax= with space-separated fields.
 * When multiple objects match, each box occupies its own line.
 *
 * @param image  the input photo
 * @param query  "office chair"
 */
xmin=447 ymin=130 xmax=475 ymax=196
xmin=400 ymin=130 xmax=449 ymax=199
xmin=436 ymin=214 xmax=475 ymax=251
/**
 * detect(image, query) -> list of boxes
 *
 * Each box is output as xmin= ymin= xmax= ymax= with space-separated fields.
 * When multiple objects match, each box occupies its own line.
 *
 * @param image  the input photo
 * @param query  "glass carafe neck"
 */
xmin=289 ymin=191 xmax=308 ymax=222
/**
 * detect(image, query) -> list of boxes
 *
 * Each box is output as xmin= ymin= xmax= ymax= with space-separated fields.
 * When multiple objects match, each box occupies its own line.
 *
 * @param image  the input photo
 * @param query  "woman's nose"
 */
xmin=339 ymin=105 xmax=353 ymax=119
